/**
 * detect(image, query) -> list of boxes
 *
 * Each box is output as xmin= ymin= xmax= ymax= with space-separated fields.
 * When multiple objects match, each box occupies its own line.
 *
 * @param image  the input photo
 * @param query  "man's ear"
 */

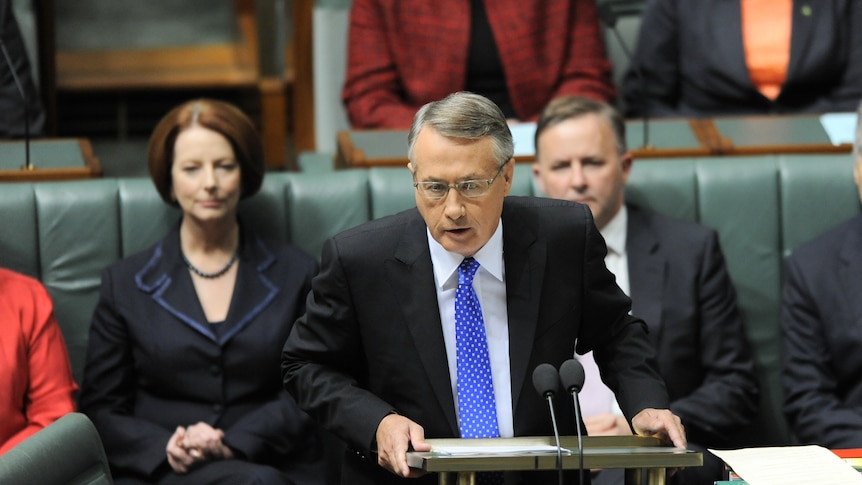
xmin=532 ymin=162 xmax=546 ymax=196
xmin=620 ymin=152 xmax=634 ymax=182
xmin=502 ymin=158 xmax=515 ymax=195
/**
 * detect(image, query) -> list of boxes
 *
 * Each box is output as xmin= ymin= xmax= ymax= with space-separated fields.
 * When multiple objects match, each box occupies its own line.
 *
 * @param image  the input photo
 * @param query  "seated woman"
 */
xmin=342 ymin=0 xmax=615 ymax=129
xmin=79 ymin=99 xmax=327 ymax=484
xmin=0 ymin=268 xmax=77 ymax=455
xmin=624 ymin=0 xmax=862 ymax=117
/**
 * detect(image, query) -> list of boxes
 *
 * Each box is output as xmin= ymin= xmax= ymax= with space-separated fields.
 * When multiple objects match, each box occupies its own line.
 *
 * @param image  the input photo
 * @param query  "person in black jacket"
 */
xmin=0 ymin=0 xmax=44 ymax=138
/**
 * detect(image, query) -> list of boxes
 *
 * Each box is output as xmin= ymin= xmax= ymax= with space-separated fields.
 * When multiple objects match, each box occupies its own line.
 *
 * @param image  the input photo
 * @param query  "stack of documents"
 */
xmin=709 ymin=445 xmax=862 ymax=485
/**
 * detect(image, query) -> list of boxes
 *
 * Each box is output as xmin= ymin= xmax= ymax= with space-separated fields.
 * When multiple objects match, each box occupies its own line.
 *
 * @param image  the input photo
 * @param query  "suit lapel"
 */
xmin=135 ymin=226 xmax=215 ymax=341
xmin=839 ymin=218 xmax=862 ymax=326
xmin=135 ymin=223 xmax=279 ymax=346
xmin=626 ymin=206 xmax=664 ymax=345
xmin=218 ymin=236 xmax=279 ymax=346
xmin=387 ymin=214 xmax=459 ymax=435
xmin=384 ymin=207 xmax=546 ymax=432
xmin=710 ymin=0 xmax=753 ymax=92
xmin=786 ymin=0 xmax=817 ymax=80
xmin=502 ymin=206 xmax=542 ymax=416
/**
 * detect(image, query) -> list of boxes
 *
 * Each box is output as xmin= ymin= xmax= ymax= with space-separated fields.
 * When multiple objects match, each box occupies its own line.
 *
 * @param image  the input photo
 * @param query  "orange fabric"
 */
xmin=0 ymin=269 xmax=77 ymax=455
xmin=742 ymin=0 xmax=793 ymax=100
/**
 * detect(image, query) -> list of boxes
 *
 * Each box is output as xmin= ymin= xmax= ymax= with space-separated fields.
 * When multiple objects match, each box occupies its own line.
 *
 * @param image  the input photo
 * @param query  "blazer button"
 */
xmin=209 ymin=365 xmax=221 ymax=376
xmin=212 ymin=403 xmax=223 ymax=414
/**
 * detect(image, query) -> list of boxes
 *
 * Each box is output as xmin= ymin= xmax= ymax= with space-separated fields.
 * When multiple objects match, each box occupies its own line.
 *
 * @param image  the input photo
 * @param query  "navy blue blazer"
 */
xmin=782 ymin=215 xmax=862 ymax=448
xmin=283 ymin=196 xmax=670 ymax=485
xmin=624 ymin=0 xmax=862 ymax=116
xmin=626 ymin=205 xmax=758 ymax=446
xmin=80 ymin=222 xmax=327 ymax=483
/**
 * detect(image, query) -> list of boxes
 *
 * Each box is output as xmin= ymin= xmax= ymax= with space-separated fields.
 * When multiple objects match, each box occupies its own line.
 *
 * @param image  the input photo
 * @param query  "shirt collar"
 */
xmin=428 ymin=219 xmax=505 ymax=288
xmin=600 ymin=205 xmax=627 ymax=256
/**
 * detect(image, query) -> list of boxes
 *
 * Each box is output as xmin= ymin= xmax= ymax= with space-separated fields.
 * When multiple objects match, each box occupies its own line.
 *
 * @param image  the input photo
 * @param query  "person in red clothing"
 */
xmin=342 ymin=0 xmax=615 ymax=129
xmin=0 ymin=267 xmax=77 ymax=455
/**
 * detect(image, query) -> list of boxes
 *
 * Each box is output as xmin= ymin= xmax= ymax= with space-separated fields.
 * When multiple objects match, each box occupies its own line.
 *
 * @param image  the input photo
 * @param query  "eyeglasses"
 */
xmin=413 ymin=163 xmax=506 ymax=200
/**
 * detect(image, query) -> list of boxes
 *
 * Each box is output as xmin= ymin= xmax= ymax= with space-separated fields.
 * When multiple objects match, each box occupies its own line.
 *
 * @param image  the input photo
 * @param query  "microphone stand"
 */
xmin=543 ymin=392 xmax=564 ymax=485
xmin=570 ymin=390 xmax=584 ymax=485
xmin=0 ymin=37 xmax=31 ymax=171
xmin=533 ymin=363 xmax=566 ymax=485
xmin=560 ymin=358 xmax=586 ymax=485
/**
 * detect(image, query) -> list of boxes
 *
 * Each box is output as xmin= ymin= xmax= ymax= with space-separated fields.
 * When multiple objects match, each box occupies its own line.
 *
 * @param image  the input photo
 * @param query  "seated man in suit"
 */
xmin=532 ymin=96 xmax=759 ymax=484
xmin=282 ymin=91 xmax=685 ymax=485
xmin=782 ymin=99 xmax=862 ymax=448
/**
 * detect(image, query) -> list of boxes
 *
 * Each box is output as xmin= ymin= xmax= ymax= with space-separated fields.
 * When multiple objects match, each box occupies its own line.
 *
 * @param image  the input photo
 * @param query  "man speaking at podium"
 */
xmin=282 ymin=92 xmax=686 ymax=485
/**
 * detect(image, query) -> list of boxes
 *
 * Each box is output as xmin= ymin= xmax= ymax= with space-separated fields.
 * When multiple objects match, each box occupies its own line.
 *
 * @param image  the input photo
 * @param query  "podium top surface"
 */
xmin=0 ymin=139 xmax=102 ymax=181
xmin=406 ymin=436 xmax=702 ymax=473
xmin=0 ymin=140 xmax=88 ymax=170
xmin=713 ymin=115 xmax=832 ymax=147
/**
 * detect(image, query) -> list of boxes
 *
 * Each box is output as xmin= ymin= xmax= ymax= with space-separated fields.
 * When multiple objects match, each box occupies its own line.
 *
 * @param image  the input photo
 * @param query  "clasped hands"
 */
xmin=166 ymin=422 xmax=234 ymax=473
xmin=374 ymin=408 xmax=686 ymax=478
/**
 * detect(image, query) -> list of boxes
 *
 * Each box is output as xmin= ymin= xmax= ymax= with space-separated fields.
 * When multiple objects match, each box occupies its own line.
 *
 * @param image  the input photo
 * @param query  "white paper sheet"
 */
xmin=430 ymin=444 xmax=570 ymax=456
xmin=709 ymin=445 xmax=862 ymax=485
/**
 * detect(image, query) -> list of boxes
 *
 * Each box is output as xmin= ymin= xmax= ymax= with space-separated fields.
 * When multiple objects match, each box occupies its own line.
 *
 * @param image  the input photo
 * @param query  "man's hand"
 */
xmin=375 ymin=414 xmax=432 ymax=478
xmin=584 ymin=413 xmax=632 ymax=436
xmin=631 ymin=408 xmax=687 ymax=449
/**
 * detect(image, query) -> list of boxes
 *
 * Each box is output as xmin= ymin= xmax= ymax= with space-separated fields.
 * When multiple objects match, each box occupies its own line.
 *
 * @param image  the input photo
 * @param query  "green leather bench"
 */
xmin=0 ymin=413 xmax=113 ymax=484
xmin=1 ymin=155 xmax=858 ymax=450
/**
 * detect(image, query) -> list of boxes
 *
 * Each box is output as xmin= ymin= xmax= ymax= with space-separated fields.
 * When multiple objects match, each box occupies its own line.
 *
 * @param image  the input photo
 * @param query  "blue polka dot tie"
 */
xmin=455 ymin=258 xmax=500 ymax=438
xmin=456 ymin=258 xmax=503 ymax=484
xmin=455 ymin=257 xmax=500 ymax=438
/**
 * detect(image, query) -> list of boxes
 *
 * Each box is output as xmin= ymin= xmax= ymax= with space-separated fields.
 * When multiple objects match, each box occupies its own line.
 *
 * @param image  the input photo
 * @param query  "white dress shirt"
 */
xmin=428 ymin=221 xmax=514 ymax=438
xmin=578 ymin=206 xmax=628 ymax=419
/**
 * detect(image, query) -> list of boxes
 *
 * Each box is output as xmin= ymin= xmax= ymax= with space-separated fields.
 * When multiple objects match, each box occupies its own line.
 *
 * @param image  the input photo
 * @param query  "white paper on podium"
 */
xmin=709 ymin=445 xmax=862 ymax=485
xmin=430 ymin=444 xmax=570 ymax=456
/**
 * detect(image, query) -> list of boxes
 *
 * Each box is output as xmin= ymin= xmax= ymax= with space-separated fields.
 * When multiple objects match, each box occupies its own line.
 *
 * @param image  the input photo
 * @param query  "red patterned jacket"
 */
xmin=343 ymin=0 xmax=615 ymax=129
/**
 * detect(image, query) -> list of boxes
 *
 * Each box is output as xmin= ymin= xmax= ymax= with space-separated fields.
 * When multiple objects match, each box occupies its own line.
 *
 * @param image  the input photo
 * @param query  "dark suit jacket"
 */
xmin=342 ymin=0 xmax=615 ymax=129
xmin=282 ymin=197 xmax=670 ymax=485
xmin=79 ymin=222 xmax=327 ymax=483
xmin=782 ymin=215 xmax=862 ymax=448
xmin=0 ymin=0 xmax=45 ymax=137
xmin=626 ymin=205 xmax=758 ymax=446
xmin=624 ymin=0 xmax=862 ymax=117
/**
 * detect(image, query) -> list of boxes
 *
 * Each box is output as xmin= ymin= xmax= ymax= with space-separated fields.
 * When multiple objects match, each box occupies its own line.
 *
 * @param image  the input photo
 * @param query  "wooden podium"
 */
xmin=407 ymin=435 xmax=702 ymax=485
xmin=0 ymin=138 xmax=102 ymax=182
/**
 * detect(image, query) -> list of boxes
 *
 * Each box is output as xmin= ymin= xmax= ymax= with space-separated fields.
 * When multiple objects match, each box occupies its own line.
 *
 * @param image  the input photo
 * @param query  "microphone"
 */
xmin=597 ymin=3 xmax=652 ymax=151
xmin=560 ymin=359 xmax=587 ymax=485
xmin=0 ymin=36 xmax=32 ymax=170
xmin=532 ymin=363 xmax=565 ymax=485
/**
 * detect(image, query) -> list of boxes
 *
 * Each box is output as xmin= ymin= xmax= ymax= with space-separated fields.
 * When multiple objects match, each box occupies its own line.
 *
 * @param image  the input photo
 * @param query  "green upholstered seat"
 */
xmin=0 ymin=412 xmax=113 ymax=485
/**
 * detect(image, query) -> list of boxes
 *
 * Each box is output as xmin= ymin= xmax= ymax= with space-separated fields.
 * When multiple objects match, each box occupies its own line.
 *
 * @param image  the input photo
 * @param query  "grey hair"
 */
xmin=407 ymin=91 xmax=514 ymax=169
xmin=534 ymin=96 xmax=627 ymax=156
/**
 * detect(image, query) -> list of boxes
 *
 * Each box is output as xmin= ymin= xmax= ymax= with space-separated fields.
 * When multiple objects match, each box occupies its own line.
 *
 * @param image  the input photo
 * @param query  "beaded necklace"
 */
xmin=182 ymin=251 xmax=238 ymax=279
